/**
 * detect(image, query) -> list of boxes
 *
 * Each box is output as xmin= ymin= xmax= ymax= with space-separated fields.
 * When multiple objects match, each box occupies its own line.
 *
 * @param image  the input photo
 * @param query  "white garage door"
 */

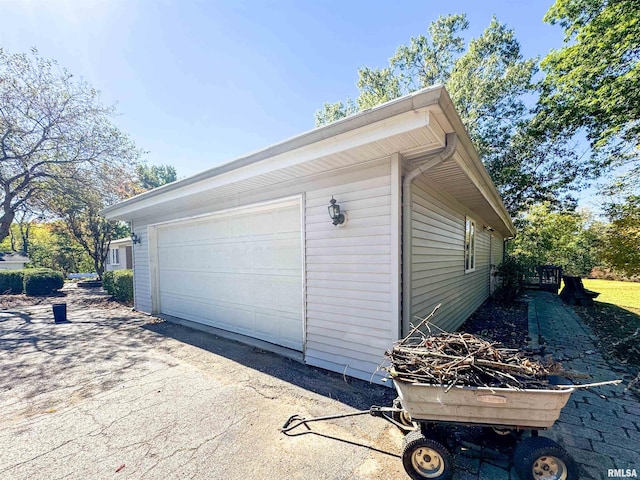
xmin=156 ymin=198 xmax=303 ymax=351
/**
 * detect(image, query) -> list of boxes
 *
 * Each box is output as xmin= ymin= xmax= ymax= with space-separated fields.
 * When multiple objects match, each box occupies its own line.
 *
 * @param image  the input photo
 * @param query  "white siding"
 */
xmin=491 ymin=232 xmax=504 ymax=266
xmin=131 ymin=159 xmax=396 ymax=383
xmin=130 ymin=227 xmax=152 ymax=313
xmin=105 ymin=246 xmax=128 ymax=272
xmin=0 ymin=263 xmax=26 ymax=270
xmin=304 ymin=170 xmax=395 ymax=383
xmin=489 ymin=232 xmax=505 ymax=294
xmin=409 ymin=176 xmax=495 ymax=332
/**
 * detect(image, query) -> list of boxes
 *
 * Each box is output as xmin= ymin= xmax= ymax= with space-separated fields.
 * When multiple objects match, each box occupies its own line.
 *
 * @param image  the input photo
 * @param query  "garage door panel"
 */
xmin=255 ymin=311 xmax=278 ymax=337
xmin=161 ymin=236 xmax=301 ymax=271
xmin=160 ymin=273 xmax=301 ymax=311
xmin=156 ymin=200 xmax=303 ymax=351
xmin=162 ymin=293 xmax=302 ymax=350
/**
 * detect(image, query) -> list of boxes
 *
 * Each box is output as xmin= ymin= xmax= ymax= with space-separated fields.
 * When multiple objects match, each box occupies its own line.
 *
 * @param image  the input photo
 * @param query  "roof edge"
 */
xmin=436 ymin=89 xmax=516 ymax=237
xmin=100 ymin=85 xmax=445 ymax=217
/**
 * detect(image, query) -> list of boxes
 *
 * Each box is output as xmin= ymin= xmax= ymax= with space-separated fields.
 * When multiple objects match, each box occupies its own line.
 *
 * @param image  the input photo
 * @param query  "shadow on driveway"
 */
xmin=142 ymin=320 xmax=396 ymax=412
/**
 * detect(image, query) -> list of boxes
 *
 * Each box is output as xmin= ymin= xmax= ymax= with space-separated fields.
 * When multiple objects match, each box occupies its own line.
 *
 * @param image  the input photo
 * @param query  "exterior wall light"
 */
xmin=328 ymin=197 xmax=345 ymax=226
xmin=131 ymin=233 xmax=141 ymax=244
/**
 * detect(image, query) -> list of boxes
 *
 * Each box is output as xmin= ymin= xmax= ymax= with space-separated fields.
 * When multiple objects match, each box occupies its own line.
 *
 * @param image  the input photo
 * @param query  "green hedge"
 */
xmin=104 ymin=269 xmax=133 ymax=303
xmin=0 ymin=270 xmax=25 ymax=294
xmin=23 ymin=269 xmax=65 ymax=296
xmin=102 ymin=271 xmax=114 ymax=295
xmin=491 ymin=257 xmax=526 ymax=302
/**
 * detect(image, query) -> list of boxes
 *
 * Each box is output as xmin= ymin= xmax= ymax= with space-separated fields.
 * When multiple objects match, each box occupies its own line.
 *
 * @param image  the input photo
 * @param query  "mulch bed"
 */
xmin=459 ymin=299 xmax=530 ymax=349
xmin=573 ymin=302 xmax=640 ymax=394
xmin=0 ymin=285 xmax=118 ymax=309
xmin=573 ymin=303 xmax=640 ymax=368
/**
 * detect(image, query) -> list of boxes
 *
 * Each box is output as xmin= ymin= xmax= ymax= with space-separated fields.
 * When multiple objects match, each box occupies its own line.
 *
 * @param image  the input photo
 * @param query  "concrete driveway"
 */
xmin=0 ymin=290 xmax=405 ymax=480
xmin=5 ymin=288 xmax=637 ymax=480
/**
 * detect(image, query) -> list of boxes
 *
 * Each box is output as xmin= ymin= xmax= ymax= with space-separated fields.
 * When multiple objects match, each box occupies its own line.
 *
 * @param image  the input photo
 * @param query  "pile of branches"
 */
xmin=386 ymin=331 xmax=562 ymax=390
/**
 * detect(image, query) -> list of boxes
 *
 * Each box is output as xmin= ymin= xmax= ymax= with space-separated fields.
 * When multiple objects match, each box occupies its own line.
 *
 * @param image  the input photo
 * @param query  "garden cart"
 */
xmin=282 ymin=376 xmax=581 ymax=480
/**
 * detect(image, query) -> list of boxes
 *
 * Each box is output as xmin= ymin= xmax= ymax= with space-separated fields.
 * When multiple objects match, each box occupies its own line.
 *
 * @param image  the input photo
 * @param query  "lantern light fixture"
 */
xmin=131 ymin=233 xmax=141 ymax=244
xmin=328 ymin=197 xmax=345 ymax=226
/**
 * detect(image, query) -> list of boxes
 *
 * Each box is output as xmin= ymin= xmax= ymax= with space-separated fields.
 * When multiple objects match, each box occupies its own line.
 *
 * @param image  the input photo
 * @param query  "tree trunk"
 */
xmin=94 ymin=254 xmax=103 ymax=280
xmin=0 ymin=209 xmax=16 ymax=244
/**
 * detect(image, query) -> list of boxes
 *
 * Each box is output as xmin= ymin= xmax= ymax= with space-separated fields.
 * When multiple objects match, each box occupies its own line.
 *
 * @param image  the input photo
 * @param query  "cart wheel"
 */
xmin=392 ymin=397 xmax=413 ymax=428
xmin=514 ymin=436 xmax=578 ymax=480
xmin=402 ymin=430 xmax=453 ymax=480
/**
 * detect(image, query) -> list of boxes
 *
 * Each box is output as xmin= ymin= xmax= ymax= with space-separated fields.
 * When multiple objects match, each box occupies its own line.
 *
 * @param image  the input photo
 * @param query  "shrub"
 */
xmin=589 ymin=266 xmax=640 ymax=282
xmin=112 ymin=270 xmax=133 ymax=303
xmin=492 ymin=257 xmax=527 ymax=302
xmin=23 ymin=269 xmax=64 ymax=296
xmin=0 ymin=270 xmax=25 ymax=294
xmin=102 ymin=271 xmax=115 ymax=295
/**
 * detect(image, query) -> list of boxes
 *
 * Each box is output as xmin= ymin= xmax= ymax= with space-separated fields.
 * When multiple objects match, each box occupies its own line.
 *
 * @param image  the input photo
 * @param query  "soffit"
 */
xmin=109 ymin=121 xmax=445 ymax=221
xmin=424 ymin=155 xmax=513 ymax=237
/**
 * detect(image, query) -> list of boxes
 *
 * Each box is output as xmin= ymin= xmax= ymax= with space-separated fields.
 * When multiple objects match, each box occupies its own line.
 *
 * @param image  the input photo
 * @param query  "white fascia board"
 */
xmin=451 ymin=152 xmax=515 ymax=236
xmin=109 ymin=237 xmax=133 ymax=246
xmin=102 ymin=108 xmax=435 ymax=219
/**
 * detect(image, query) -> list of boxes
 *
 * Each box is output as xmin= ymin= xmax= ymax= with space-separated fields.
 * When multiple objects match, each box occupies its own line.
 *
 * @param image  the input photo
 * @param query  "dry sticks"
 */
xmin=386 ymin=331 xmax=560 ymax=390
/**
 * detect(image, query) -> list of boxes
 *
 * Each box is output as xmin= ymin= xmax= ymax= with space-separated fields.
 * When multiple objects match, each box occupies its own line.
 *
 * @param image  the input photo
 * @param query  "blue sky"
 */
xmin=2 ymin=1 xmax=567 ymax=181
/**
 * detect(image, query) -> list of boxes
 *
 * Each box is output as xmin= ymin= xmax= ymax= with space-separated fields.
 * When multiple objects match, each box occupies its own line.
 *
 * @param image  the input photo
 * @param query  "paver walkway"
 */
xmin=527 ymin=290 xmax=639 ymax=480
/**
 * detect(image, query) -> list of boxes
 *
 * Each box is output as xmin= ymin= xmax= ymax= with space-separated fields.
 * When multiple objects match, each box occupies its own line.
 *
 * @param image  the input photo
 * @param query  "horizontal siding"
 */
xmin=130 ymin=225 xmax=152 ymax=313
xmin=490 ymin=232 xmax=504 ymax=293
xmin=306 ymin=312 xmax=391 ymax=331
xmin=492 ymin=233 xmax=504 ymax=266
xmin=130 ymin=160 xmax=395 ymax=383
xmin=409 ymin=176 xmax=493 ymax=332
xmin=304 ymin=170 xmax=393 ymax=384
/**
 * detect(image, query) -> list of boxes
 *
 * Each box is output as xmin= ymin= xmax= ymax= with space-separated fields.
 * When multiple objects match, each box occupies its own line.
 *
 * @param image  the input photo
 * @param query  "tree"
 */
xmin=45 ymin=187 xmax=116 ymax=279
xmin=314 ymin=15 xmax=586 ymax=215
xmin=600 ymin=194 xmax=640 ymax=277
xmin=0 ymin=220 xmax=94 ymax=274
xmin=508 ymin=203 xmax=602 ymax=275
xmin=43 ymin=162 xmax=134 ymax=279
xmin=135 ymin=164 xmax=177 ymax=190
xmin=0 ymin=48 xmax=141 ymax=243
xmin=6 ymin=205 xmax=41 ymax=254
xmin=540 ymin=0 xmax=640 ymax=152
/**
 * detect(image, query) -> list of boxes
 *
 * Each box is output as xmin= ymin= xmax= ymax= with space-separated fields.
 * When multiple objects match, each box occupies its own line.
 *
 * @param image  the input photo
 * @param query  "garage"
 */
xmin=101 ymin=86 xmax=516 ymax=384
xmin=154 ymin=197 xmax=304 ymax=351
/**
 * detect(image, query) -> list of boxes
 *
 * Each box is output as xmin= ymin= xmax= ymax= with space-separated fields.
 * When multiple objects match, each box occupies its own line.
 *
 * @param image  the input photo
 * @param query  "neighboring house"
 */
xmin=101 ymin=85 xmax=516 ymax=383
xmin=105 ymin=237 xmax=133 ymax=271
xmin=0 ymin=252 xmax=30 ymax=270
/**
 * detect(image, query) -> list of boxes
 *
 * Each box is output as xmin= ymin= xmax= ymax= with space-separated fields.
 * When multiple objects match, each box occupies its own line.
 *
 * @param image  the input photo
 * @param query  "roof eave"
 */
xmin=436 ymin=90 xmax=516 ymax=237
xmin=100 ymin=85 xmax=446 ymax=218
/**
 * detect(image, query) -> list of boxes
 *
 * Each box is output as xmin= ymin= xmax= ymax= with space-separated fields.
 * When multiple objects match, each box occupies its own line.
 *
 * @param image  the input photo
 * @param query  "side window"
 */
xmin=465 ymin=218 xmax=475 ymax=272
xmin=111 ymin=248 xmax=120 ymax=265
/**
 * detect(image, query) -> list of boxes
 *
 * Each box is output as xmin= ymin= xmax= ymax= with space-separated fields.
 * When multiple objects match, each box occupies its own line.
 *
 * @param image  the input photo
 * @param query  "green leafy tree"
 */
xmin=600 ymin=194 xmax=640 ymax=277
xmin=0 ymin=220 xmax=94 ymax=274
xmin=315 ymin=15 xmax=585 ymax=215
xmin=509 ymin=203 xmax=602 ymax=275
xmin=0 ymin=48 xmax=141 ymax=243
xmin=540 ymin=0 xmax=640 ymax=151
xmin=540 ymin=0 xmax=640 ymax=200
xmin=47 ymin=188 xmax=116 ymax=279
xmin=44 ymin=163 xmax=134 ymax=279
xmin=135 ymin=164 xmax=178 ymax=191
xmin=29 ymin=222 xmax=94 ymax=274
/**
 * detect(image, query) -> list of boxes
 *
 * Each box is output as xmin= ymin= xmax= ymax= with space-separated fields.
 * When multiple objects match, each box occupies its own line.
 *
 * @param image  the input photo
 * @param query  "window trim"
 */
xmin=465 ymin=217 xmax=476 ymax=272
xmin=110 ymin=248 xmax=120 ymax=266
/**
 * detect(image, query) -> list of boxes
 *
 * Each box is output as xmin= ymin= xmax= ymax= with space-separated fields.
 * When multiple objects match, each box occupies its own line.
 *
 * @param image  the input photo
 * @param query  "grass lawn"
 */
xmin=581 ymin=278 xmax=640 ymax=313
xmin=571 ymin=279 xmax=640 ymax=369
